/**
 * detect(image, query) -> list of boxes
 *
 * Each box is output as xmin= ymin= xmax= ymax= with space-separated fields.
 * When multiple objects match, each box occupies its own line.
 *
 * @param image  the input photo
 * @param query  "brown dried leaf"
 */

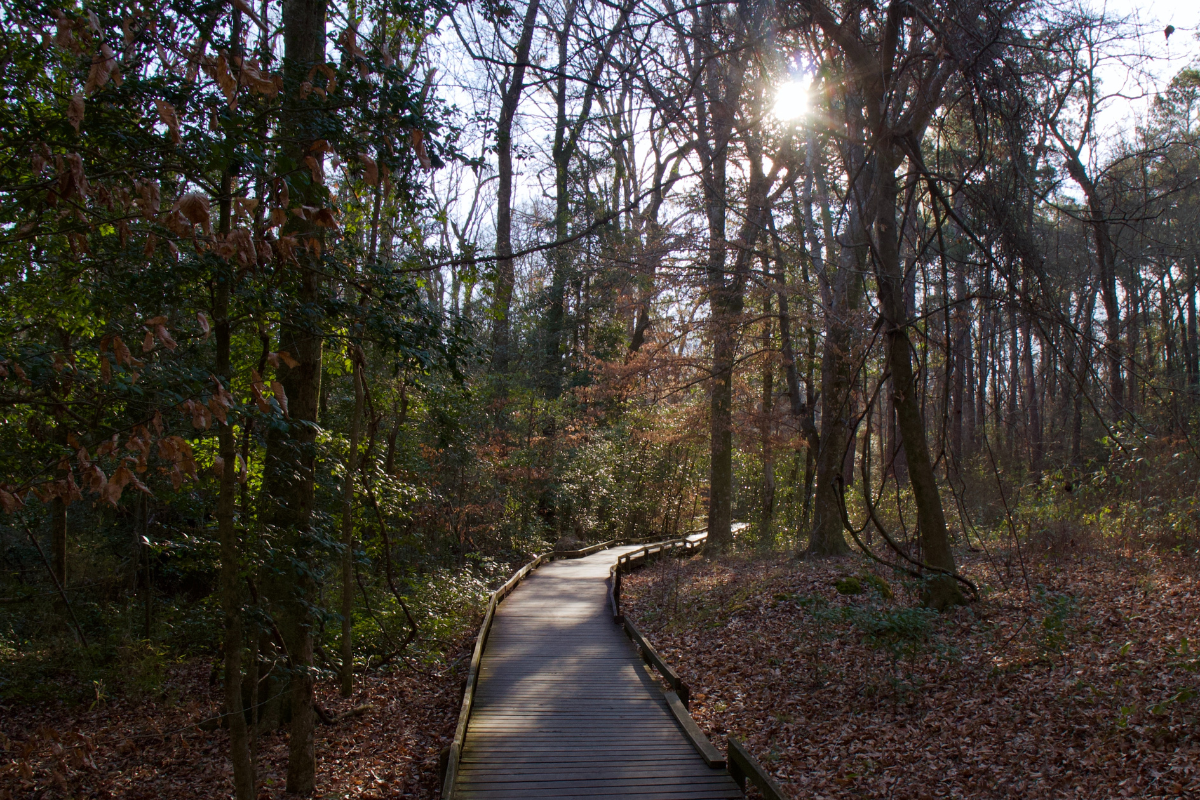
xmin=250 ymin=369 xmax=271 ymax=413
xmin=274 ymin=235 xmax=299 ymax=264
xmin=176 ymin=192 xmax=212 ymax=235
xmin=82 ymin=463 xmax=106 ymax=494
xmin=136 ymin=180 xmax=161 ymax=216
xmin=112 ymin=335 xmax=131 ymax=367
xmin=312 ymin=208 xmax=338 ymax=229
xmin=270 ymin=381 xmax=288 ymax=417
xmin=357 ymin=153 xmax=379 ymax=186
xmin=96 ymin=434 xmax=119 ymax=458
xmin=154 ymin=99 xmax=181 ymax=144
xmin=211 ymin=53 xmax=238 ymax=106
xmin=234 ymin=196 xmax=259 ymax=220
xmin=303 ymin=155 xmax=323 ymax=185
xmin=197 ymin=312 xmax=211 ymax=340
xmin=411 ymin=129 xmax=432 ymax=169
xmin=67 ymin=93 xmax=85 ymax=132
xmin=207 ymin=393 xmax=227 ymax=425
xmin=0 ymin=488 xmax=25 ymax=513
xmin=54 ymin=11 xmax=78 ymax=53
xmin=102 ymin=465 xmax=134 ymax=506
xmin=84 ymin=44 xmax=117 ymax=94
xmin=231 ymin=0 xmax=268 ymax=30
xmin=154 ymin=324 xmax=177 ymax=351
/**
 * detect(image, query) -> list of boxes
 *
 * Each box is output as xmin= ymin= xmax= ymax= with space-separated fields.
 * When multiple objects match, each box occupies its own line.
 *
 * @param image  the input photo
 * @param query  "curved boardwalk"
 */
xmin=452 ymin=544 xmax=743 ymax=800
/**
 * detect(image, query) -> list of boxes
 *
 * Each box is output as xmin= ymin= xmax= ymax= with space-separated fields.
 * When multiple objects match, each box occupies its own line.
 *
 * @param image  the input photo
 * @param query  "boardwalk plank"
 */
xmin=451 ymin=545 xmax=742 ymax=800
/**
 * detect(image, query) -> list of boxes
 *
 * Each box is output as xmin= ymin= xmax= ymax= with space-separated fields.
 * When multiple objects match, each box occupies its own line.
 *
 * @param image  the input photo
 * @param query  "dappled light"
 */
xmin=2 ymin=0 xmax=1199 ymax=797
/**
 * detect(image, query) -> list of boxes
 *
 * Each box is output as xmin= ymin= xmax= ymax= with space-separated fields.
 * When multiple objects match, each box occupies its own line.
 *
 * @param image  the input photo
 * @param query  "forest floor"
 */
xmin=0 ymin=644 xmax=469 ymax=799
xmin=624 ymin=544 xmax=1200 ymax=800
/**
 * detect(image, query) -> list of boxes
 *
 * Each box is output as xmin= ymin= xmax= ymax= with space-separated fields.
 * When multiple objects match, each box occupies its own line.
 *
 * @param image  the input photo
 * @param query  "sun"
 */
xmin=772 ymin=79 xmax=809 ymax=121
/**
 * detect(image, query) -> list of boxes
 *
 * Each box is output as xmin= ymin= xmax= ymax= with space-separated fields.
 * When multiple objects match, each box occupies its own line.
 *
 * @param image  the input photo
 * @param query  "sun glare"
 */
xmin=773 ymin=80 xmax=808 ymax=121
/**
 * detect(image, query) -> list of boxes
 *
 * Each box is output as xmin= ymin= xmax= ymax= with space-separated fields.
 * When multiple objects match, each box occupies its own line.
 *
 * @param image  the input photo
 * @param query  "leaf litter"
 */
xmin=0 ymin=645 xmax=470 ymax=799
xmin=624 ymin=549 xmax=1200 ymax=799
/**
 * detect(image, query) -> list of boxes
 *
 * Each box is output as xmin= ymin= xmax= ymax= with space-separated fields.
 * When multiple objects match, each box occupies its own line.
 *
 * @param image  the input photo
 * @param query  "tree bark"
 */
xmin=216 ymin=160 xmax=254 ymax=799
xmin=51 ymin=498 xmax=67 ymax=588
xmin=265 ymin=0 xmax=328 ymax=792
xmin=759 ymin=295 xmax=775 ymax=548
xmin=805 ymin=119 xmax=859 ymax=558
xmin=339 ymin=351 xmax=363 ymax=697
xmin=871 ymin=156 xmax=961 ymax=609
xmin=489 ymin=0 xmax=541 ymax=373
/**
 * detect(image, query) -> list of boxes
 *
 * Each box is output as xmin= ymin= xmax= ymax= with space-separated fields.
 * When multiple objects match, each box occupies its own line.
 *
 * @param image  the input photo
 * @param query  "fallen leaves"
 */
xmin=624 ymin=549 xmax=1200 ymax=800
xmin=0 ymin=651 xmax=468 ymax=799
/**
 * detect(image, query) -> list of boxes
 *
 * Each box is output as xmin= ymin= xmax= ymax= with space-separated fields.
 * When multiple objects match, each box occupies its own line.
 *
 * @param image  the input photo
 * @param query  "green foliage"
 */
xmin=834 ymin=576 xmax=863 ymax=595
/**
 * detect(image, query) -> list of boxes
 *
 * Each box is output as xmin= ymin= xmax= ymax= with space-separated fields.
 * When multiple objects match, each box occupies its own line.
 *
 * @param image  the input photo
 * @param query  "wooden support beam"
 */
xmin=663 ymin=691 xmax=725 ymax=769
xmin=727 ymin=737 xmax=790 ymax=799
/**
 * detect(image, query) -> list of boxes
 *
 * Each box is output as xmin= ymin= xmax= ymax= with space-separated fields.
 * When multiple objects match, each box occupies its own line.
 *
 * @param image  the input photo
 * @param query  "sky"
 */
xmin=1091 ymin=0 xmax=1200 ymax=138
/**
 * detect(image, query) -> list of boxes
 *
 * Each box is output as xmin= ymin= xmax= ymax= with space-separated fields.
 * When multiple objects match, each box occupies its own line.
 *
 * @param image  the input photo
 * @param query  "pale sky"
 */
xmin=1091 ymin=0 xmax=1200 ymax=139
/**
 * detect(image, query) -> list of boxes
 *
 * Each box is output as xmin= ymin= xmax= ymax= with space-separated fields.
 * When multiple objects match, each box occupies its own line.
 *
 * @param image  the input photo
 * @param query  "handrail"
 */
xmin=440 ymin=533 xmax=684 ymax=798
xmin=609 ymin=530 xmax=792 ymax=796
xmin=624 ymin=617 xmax=688 ymax=706
xmin=608 ymin=531 xmax=726 ymax=769
xmin=727 ymin=737 xmax=790 ymax=800
xmin=607 ymin=530 xmax=707 ymax=622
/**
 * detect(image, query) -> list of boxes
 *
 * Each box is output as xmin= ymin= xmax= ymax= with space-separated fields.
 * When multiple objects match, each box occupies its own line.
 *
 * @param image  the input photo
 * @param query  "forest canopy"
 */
xmin=1 ymin=0 xmax=1198 ymax=796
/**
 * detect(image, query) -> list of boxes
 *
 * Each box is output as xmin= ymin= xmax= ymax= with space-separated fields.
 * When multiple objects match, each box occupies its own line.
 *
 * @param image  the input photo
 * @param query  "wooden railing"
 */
xmin=610 ymin=531 xmax=791 ymax=800
xmin=440 ymin=534 xmax=675 ymax=799
xmin=607 ymin=532 xmax=708 ymax=622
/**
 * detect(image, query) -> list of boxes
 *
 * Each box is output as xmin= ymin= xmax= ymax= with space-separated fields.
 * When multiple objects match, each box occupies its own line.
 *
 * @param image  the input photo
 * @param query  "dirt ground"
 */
xmin=623 ymin=547 xmax=1200 ymax=800
xmin=0 ymin=653 xmax=466 ymax=799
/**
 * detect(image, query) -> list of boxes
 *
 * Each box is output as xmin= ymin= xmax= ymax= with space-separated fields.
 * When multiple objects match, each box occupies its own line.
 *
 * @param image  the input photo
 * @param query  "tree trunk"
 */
xmin=870 ymin=153 xmax=961 ymax=609
xmin=265 ymin=0 xmax=328 ymax=792
xmin=51 ymin=499 xmax=67 ymax=588
xmin=1188 ymin=260 xmax=1198 ymax=401
xmin=489 ymin=0 xmax=541 ymax=373
xmin=950 ymin=255 xmax=968 ymax=471
xmin=805 ymin=158 xmax=860 ymax=558
xmin=1021 ymin=313 xmax=1042 ymax=476
xmin=759 ymin=296 xmax=775 ymax=548
xmin=216 ymin=160 xmax=254 ymax=799
xmin=339 ymin=352 xmax=363 ymax=697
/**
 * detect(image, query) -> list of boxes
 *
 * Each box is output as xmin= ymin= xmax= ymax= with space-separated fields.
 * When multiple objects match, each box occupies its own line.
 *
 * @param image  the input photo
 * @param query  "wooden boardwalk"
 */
xmin=452 ymin=544 xmax=743 ymax=800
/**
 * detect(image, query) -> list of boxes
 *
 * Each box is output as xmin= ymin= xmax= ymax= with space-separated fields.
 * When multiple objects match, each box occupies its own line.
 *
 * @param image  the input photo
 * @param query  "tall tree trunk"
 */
xmin=1188 ymin=260 xmax=1198 ymax=401
xmin=1021 ymin=313 xmax=1042 ymax=476
xmin=51 ymin=499 xmax=67 ymax=585
xmin=806 ymin=116 xmax=859 ymax=558
xmin=544 ymin=0 xmax=573 ymax=396
xmin=216 ymin=159 xmax=254 ymax=799
xmin=1007 ymin=307 xmax=1019 ymax=455
xmin=339 ymin=352 xmax=363 ymax=697
xmin=976 ymin=289 xmax=992 ymax=453
xmin=543 ymin=0 xmax=633 ymax=393
xmin=264 ymin=0 xmax=328 ymax=792
xmin=489 ymin=0 xmax=541 ymax=373
xmin=870 ymin=152 xmax=961 ymax=608
xmin=1058 ymin=144 xmax=1123 ymax=413
xmin=950 ymin=250 xmax=968 ymax=472
xmin=695 ymin=3 xmax=742 ymax=553
xmin=759 ymin=295 xmax=775 ymax=548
